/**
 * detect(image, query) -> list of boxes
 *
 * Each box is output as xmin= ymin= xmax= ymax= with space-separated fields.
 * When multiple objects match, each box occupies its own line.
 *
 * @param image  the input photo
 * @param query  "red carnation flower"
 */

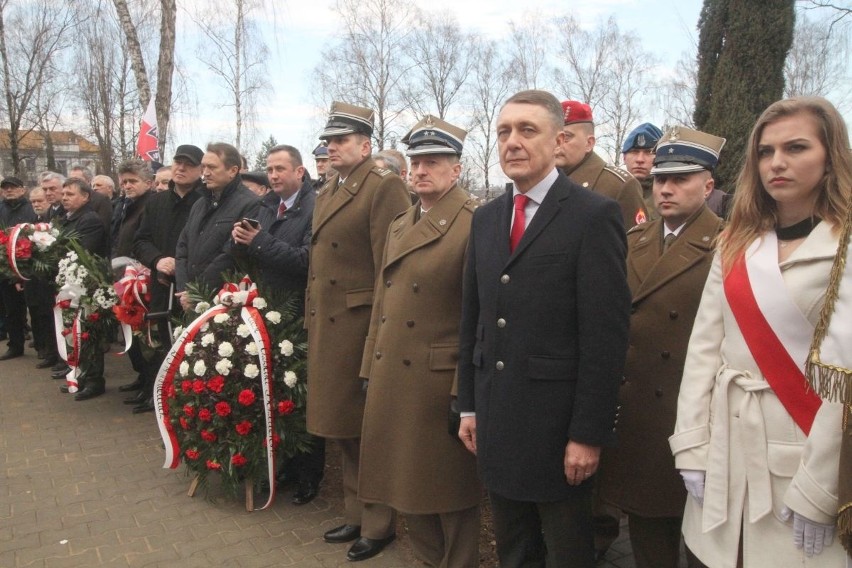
xmin=237 ymin=389 xmax=256 ymax=406
xmin=206 ymin=460 xmax=221 ymax=470
xmin=207 ymin=375 xmax=225 ymax=393
xmin=183 ymin=405 xmax=195 ymax=417
xmin=58 ymin=299 xmax=71 ymax=309
xmin=192 ymin=379 xmax=206 ymax=394
xmin=215 ymin=401 xmax=231 ymax=417
xmin=278 ymin=400 xmax=295 ymax=415
xmin=88 ymin=312 xmax=101 ymax=322
xmin=235 ymin=420 xmax=252 ymax=436
xmin=179 ymin=417 xmax=190 ymax=430
xmin=185 ymin=449 xmax=199 ymax=460
xmin=198 ymin=408 xmax=213 ymax=422
xmin=165 ymin=384 xmax=177 ymax=399
xmin=15 ymin=237 xmax=32 ymax=260
xmin=61 ymin=328 xmax=71 ymax=337
xmin=200 ymin=429 xmax=217 ymax=442
xmin=81 ymin=332 xmax=90 ymax=341
xmin=231 ymin=453 xmax=247 ymax=467
xmin=180 ymin=380 xmax=193 ymax=393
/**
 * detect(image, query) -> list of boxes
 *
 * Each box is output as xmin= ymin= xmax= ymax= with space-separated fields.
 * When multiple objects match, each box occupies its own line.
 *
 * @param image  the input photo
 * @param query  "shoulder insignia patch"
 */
xmin=604 ymin=165 xmax=630 ymax=182
xmin=372 ymin=167 xmax=392 ymax=177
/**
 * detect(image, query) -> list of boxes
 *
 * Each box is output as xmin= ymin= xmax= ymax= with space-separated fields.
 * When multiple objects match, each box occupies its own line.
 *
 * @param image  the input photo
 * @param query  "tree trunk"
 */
xmin=0 ymin=4 xmax=20 ymax=174
xmin=112 ymin=0 xmax=151 ymax=111
xmin=156 ymin=0 xmax=176 ymax=155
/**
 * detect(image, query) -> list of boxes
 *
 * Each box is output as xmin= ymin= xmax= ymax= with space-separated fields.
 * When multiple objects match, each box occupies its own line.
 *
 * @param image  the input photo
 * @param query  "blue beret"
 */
xmin=622 ymin=123 xmax=663 ymax=153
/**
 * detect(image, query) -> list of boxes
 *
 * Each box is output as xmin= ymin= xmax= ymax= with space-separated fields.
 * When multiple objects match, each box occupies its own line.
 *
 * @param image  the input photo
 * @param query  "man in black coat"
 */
xmin=174 ymin=142 xmax=259 ymax=310
xmin=231 ymin=144 xmax=325 ymax=505
xmin=0 ymin=177 xmax=37 ymax=360
xmin=130 ymin=144 xmax=205 ymax=412
xmin=457 ymin=90 xmax=630 ymax=567
xmin=56 ymin=179 xmax=110 ymax=401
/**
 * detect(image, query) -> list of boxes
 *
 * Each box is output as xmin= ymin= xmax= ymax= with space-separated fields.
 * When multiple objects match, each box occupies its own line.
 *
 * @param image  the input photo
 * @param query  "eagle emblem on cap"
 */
xmin=669 ymin=127 xmax=680 ymax=142
xmin=638 ymin=134 xmax=646 ymax=146
xmin=425 ymin=116 xmax=435 ymax=127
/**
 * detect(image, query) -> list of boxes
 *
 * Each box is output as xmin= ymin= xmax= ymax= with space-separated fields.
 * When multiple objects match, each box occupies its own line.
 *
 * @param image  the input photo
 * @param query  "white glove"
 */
xmin=680 ymin=469 xmax=705 ymax=506
xmin=781 ymin=506 xmax=835 ymax=557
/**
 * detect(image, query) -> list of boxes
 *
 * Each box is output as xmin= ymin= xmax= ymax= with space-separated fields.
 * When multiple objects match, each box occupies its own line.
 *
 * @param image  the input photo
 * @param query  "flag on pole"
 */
xmin=136 ymin=98 xmax=160 ymax=162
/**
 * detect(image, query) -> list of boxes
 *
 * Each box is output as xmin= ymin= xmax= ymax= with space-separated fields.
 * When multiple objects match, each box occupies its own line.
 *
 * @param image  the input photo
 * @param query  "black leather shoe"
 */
xmin=75 ymin=386 xmax=105 ymax=401
xmin=36 ymin=357 xmax=59 ymax=369
xmin=51 ymin=366 xmax=71 ymax=379
xmin=123 ymin=391 xmax=148 ymax=404
xmin=132 ymin=399 xmax=155 ymax=414
xmin=59 ymin=384 xmax=72 ymax=394
xmin=51 ymin=361 xmax=68 ymax=372
xmin=323 ymin=524 xmax=361 ymax=544
xmin=292 ymin=481 xmax=319 ymax=505
xmin=346 ymin=535 xmax=396 ymax=562
xmin=118 ymin=377 xmax=145 ymax=392
xmin=0 ymin=349 xmax=24 ymax=361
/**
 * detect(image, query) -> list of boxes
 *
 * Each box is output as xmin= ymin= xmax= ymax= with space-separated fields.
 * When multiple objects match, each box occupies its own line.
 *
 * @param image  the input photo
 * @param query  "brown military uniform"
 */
xmin=598 ymin=206 xmax=721 ymax=567
xmin=638 ymin=176 xmax=659 ymax=222
xmin=564 ymin=151 xmax=647 ymax=230
xmin=305 ymin=158 xmax=411 ymax=438
xmin=358 ymin=185 xmax=480 ymax=514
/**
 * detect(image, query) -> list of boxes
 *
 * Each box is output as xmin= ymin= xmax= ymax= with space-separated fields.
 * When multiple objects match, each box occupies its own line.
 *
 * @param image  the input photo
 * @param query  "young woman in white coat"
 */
xmin=670 ymin=96 xmax=851 ymax=568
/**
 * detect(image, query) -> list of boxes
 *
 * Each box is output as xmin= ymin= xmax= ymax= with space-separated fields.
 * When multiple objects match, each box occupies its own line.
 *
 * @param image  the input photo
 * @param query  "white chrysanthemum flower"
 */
xmin=236 ymin=324 xmax=251 ymax=338
xmin=179 ymin=361 xmax=190 ymax=376
xmin=173 ymin=326 xmax=184 ymax=339
xmin=213 ymin=313 xmax=229 ymax=324
xmin=245 ymin=342 xmax=259 ymax=356
xmin=265 ymin=311 xmax=281 ymax=324
xmin=244 ymin=364 xmax=259 ymax=379
xmin=184 ymin=343 xmax=194 ymax=356
xmin=193 ymin=360 xmax=207 ymax=376
xmin=218 ymin=342 xmax=234 ymax=357
xmin=279 ymin=340 xmax=294 ymax=356
xmin=253 ymin=297 xmax=267 ymax=309
xmin=284 ymin=371 xmax=298 ymax=388
xmin=201 ymin=333 xmax=215 ymax=347
xmin=195 ymin=301 xmax=210 ymax=314
xmin=215 ymin=358 xmax=233 ymax=375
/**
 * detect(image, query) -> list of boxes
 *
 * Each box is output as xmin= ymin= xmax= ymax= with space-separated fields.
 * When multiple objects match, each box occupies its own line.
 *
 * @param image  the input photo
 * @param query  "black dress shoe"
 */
xmin=75 ymin=386 xmax=105 ymax=401
xmin=323 ymin=524 xmax=361 ymax=544
xmin=36 ymin=357 xmax=59 ymax=369
xmin=132 ymin=399 xmax=155 ymax=414
xmin=118 ymin=377 xmax=145 ymax=392
xmin=0 ymin=349 xmax=24 ymax=361
xmin=292 ymin=481 xmax=319 ymax=505
xmin=346 ymin=535 xmax=396 ymax=562
xmin=123 ymin=390 xmax=148 ymax=404
xmin=59 ymin=384 xmax=71 ymax=394
xmin=51 ymin=366 xmax=71 ymax=379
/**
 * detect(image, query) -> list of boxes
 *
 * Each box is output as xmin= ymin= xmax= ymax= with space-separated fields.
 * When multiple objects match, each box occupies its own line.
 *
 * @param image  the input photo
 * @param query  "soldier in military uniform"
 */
xmin=305 ymin=102 xmax=411 ymax=562
xmin=311 ymin=143 xmax=332 ymax=191
xmin=358 ymin=116 xmax=480 ymax=567
xmin=622 ymin=122 xmax=663 ymax=221
xmin=598 ymin=126 xmax=725 ymax=568
xmin=556 ymin=100 xmax=647 ymax=230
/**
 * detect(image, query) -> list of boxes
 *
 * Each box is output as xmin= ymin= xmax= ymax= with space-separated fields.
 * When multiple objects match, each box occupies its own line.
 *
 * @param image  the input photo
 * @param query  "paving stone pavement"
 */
xmin=1 ymin=350 xmax=650 ymax=568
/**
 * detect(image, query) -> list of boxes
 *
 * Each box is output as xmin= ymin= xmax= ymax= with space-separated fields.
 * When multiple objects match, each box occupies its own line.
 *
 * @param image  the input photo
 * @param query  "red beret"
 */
xmin=561 ymin=100 xmax=593 ymax=125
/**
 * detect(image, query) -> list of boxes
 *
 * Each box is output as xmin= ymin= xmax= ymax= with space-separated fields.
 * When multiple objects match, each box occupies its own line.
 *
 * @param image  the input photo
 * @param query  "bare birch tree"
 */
xmin=506 ymin=14 xmax=550 ymax=91
xmin=784 ymin=13 xmax=851 ymax=111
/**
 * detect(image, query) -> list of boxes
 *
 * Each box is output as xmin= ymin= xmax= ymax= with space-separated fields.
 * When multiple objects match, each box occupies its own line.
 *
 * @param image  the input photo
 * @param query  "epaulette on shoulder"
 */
xmin=627 ymin=221 xmax=650 ymax=236
xmin=371 ymin=166 xmax=392 ymax=177
xmin=604 ymin=164 xmax=631 ymax=182
xmin=463 ymin=198 xmax=478 ymax=213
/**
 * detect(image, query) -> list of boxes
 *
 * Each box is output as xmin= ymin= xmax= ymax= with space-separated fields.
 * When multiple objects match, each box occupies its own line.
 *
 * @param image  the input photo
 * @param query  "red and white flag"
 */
xmin=136 ymin=98 xmax=160 ymax=162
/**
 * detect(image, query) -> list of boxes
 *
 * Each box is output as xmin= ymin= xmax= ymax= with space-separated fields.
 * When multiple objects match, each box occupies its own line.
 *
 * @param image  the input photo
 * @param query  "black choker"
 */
xmin=776 ymin=217 xmax=820 ymax=241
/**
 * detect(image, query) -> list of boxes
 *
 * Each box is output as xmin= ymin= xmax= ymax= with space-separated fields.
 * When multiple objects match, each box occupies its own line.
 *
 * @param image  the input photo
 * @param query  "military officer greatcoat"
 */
xmin=357 ymin=185 xmax=480 ymax=513
xmin=565 ymin=151 xmax=647 ymax=230
xmin=305 ymin=157 xmax=411 ymax=438
xmin=598 ymin=205 xmax=722 ymax=517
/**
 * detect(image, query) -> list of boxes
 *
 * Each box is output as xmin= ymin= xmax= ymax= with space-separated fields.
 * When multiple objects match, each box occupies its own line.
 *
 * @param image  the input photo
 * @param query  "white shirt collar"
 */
xmin=513 ymin=168 xmax=558 ymax=204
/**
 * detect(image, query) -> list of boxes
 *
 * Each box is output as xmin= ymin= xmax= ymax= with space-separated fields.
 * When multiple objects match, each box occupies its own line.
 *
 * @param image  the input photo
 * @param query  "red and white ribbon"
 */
xmin=6 ymin=224 xmax=30 ymax=281
xmin=113 ymin=264 xmax=152 ymax=354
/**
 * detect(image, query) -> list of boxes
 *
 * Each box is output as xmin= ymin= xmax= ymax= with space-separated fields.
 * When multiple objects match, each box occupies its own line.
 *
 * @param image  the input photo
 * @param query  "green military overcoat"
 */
xmin=305 ymin=157 xmax=410 ymax=438
xmin=565 ymin=151 xmax=648 ymax=230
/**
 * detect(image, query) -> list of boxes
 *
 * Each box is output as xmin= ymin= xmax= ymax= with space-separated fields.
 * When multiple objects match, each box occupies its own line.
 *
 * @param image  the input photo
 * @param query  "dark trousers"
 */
xmin=0 ymin=281 xmax=27 ymax=351
xmin=79 ymin=342 xmax=105 ymax=391
xmin=286 ymin=434 xmax=326 ymax=485
xmin=489 ymin=488 xmax=594 ymax=568
xmin=628 ymin=513 xmax=706 ymax=568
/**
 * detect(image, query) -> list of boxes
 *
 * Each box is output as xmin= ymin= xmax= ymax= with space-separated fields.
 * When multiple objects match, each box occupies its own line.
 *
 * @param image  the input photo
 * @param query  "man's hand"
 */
xmin=564 ymin=441 xmax=601 ymax=486
xmin=232 ymin=221 xmax=261 ymax=245
xmin=156 ymin=256 xmax=176 ymax=276
xmin=458 ymin=416 xmax=477 ymax=455
xmin=175 ymin=290 xmax=190 ymax=311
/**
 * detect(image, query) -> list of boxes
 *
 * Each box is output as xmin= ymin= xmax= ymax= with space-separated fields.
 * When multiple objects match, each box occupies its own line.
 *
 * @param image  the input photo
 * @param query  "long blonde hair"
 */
xmin=720 ymin=96 xmax=852 ymax=272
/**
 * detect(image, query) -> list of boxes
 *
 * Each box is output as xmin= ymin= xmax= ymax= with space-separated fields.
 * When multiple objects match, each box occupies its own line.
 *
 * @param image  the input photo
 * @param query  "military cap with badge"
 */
xmin=651 ymin=126 xmax=726 ymax=174
xmin=319 ymin=101 xmax=375 ymax=140
xmin=402 ymin=115 xmax=467 ymax=157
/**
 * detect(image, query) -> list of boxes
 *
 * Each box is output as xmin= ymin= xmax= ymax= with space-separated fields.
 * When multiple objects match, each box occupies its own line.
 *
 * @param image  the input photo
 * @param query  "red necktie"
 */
xmin=277 ymin=201 xmax=287 ymax=219
xmin=510 ymin=194 xmax=529 ymax=253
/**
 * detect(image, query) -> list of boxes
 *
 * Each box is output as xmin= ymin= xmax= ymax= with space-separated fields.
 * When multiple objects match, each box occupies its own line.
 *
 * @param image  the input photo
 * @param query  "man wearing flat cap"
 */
xmin=622 ymin=122 xmax=663 ymax=221
xmin=598 ymin=126 xmax=725 ymax=568
xmin=556 ymin=100 xmax=648 ymax=230
xmin=359 ymin=115 xmax=481 ymax=567
xmin=312 ymin=144 xmax=332 ymax=192
xmin=0 ymin=176 xmax=36 ymax=361
xmin=306 ymin=101 xmax=410 ymax=562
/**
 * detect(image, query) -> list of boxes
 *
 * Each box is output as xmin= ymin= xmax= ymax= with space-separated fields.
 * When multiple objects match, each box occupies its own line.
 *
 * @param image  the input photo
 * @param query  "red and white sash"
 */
xmin=724 ymin=233 xmax=822 ymax=434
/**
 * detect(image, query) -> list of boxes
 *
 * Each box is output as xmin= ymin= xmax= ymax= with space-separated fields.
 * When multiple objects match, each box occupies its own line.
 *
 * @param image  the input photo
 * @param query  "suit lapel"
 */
xmin=506 ymin=175 xmax=568 ymax=266
xmin=312 ymin=159 xmax=374 ymax=235
xmin=633 ymin=207 xmax=720 ymax=303
xmin=384 ymin=185 xmax=466 ymax=268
